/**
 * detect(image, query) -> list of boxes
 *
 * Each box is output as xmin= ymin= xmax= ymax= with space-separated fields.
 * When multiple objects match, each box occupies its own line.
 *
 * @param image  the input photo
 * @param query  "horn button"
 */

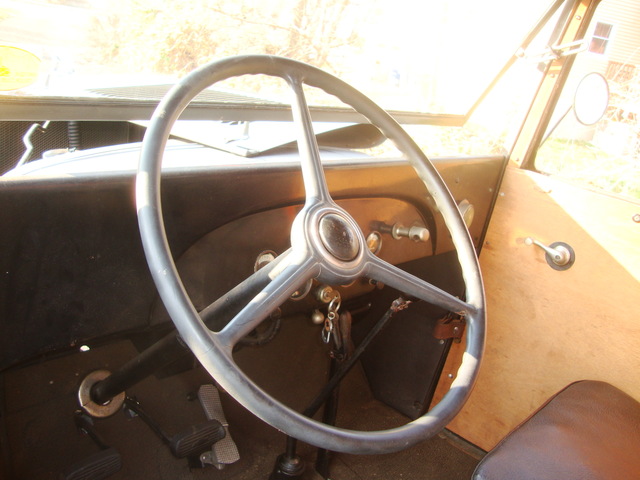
xmin=318 ymin=213 xmax=360 ymax=262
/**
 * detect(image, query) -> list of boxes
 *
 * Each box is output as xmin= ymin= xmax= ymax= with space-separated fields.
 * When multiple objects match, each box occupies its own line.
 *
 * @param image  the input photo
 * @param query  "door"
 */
xmin=433 ymin=0 xmax=640 ymax=450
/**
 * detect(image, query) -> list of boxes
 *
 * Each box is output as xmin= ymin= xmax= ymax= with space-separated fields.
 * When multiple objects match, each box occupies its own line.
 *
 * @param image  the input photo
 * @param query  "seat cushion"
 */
xmin=472 ymin=380 xmax=640 ymax=480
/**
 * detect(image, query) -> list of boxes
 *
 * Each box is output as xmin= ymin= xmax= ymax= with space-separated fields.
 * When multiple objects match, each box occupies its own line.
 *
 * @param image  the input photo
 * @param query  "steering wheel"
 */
xmin=137 ymin=55 xmax=485 ymax=455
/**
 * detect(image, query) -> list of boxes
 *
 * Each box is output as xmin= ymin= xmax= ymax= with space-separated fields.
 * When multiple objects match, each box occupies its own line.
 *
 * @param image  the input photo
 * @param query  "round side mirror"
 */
xmin=573 ymin=72 xmax=609 ymax=126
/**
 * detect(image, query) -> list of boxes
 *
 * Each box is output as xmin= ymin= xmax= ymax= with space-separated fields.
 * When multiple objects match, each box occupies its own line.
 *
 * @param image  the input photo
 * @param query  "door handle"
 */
xmin=525 ymin=237 xmax=576 ymax=271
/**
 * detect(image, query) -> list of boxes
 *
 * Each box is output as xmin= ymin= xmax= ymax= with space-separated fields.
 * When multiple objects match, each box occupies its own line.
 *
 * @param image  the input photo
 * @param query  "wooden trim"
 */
xmin=432 ymin=165 xmax=640 ymax=450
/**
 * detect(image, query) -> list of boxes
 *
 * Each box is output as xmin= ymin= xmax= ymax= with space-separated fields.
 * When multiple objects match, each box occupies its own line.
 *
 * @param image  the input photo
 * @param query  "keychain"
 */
xmin=321 ymin=295 xmax=341 ymax=344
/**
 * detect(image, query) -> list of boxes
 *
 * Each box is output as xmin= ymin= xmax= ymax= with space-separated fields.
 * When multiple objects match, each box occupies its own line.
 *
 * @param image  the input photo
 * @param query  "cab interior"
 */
xmin=0 ymin=0 xmax=638 ymax=479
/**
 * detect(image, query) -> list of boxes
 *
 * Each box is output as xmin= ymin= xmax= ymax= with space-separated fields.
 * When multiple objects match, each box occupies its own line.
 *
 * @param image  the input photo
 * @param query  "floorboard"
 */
xmin=1 ymin=317 xmax=482 ymax=479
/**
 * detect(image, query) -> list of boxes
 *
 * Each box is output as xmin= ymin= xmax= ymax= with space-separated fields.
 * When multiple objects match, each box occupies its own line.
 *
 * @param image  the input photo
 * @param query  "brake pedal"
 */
xmin=170 ymin=420 xmax=227 ymax=459
xmin=198 ymin=384 xmax=240 ymax=469
xmin=123 ymin=396 xmax=225 ymax=460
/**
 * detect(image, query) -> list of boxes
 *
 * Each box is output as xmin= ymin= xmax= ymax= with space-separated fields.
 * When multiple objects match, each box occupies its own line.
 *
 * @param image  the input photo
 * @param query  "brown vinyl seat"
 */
xmin=472 ymin=380 xmax=640 ymax=480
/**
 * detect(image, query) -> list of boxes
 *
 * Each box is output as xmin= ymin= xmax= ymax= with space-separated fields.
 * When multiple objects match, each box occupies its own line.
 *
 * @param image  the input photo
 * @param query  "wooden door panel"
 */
xmin=433 ymin=165 xmax=640 ymax=450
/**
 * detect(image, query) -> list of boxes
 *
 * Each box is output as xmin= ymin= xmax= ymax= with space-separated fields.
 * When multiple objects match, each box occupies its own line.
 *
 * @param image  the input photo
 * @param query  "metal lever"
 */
xmin=374 ymin=221 xmax=430 ymax=243
xmin=524 ymin=237 xmax=575 ymax=271
xmin=391 ymin=223 xmax=430 ymax=242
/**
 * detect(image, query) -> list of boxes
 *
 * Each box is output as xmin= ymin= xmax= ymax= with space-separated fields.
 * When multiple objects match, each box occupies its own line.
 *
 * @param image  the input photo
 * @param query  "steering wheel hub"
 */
xmin=318 ymin=213 xmax=360 ymax=262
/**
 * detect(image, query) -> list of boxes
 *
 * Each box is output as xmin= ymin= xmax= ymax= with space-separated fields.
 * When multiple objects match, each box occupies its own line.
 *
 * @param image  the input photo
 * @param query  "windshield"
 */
xmin=1 ymin=0 xmax=551 ymax=116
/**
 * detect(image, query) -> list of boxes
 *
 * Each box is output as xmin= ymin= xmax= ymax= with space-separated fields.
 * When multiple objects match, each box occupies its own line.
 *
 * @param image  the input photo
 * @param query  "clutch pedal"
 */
xmin=198 ymin=384 xmax=240 ymax=469
xmin=62 ymin=411 xmax=122 ymax=480
xmin=62 ymin=448 xmax=122 ymax=480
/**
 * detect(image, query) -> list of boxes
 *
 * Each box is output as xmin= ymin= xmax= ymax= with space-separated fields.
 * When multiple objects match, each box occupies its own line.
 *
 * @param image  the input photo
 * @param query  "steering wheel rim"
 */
xmin=137 ymin=55 xmax=485 ymax=455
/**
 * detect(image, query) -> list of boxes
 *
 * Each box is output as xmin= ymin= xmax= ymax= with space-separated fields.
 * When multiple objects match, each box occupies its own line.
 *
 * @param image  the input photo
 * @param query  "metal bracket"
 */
xmin=78 ymin=370 xmax=126 ymax=418
xmin=518 ymin=39 xmax=587 ymax=63
xmin=433 ymin=315 xmax=466 ymax=343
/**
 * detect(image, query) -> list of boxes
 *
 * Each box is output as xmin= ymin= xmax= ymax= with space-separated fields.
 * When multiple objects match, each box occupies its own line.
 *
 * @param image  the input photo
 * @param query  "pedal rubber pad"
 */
xmin=198 ymin=384 xmax=240 ymax=467
xmin=169 ymin=419 xmax=226 ymax=458
xmin=62 ymin=447 xmax=122 ymax=480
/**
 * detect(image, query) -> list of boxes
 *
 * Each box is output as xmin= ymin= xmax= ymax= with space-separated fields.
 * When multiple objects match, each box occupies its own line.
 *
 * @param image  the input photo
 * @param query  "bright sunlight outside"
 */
xmin=1 ymin=0 xmax=548 ymax=114
xmin=1 ymin=0 xmax=638 ymax=199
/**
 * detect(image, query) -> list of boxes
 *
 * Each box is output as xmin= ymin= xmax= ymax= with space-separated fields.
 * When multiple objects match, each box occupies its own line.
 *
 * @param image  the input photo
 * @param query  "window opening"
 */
xmin=589 ymin=22 xmax=613 ymax=54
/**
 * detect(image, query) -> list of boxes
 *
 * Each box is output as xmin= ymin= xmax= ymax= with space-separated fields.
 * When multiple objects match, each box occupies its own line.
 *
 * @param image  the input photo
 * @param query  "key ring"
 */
xmin=321 ymin=293 xmax=341 ymax=344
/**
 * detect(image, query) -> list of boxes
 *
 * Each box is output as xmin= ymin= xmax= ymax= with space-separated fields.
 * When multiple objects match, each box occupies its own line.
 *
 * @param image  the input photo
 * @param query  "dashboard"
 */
xmin=0 ymin=141 xmax=503 ymax=372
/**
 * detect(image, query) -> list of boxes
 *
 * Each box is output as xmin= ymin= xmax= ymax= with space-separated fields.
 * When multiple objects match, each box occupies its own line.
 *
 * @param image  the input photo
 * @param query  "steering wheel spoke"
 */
xmin=365 ymin=253 xmax=476 ymax=315
xmin=288 ymin=76 xmax=332 ymax=206
xmin=216 ymin=253 xmax=320 ymax=349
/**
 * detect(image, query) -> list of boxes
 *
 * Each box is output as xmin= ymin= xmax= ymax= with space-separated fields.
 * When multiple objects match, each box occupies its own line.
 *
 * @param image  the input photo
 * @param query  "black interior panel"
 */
xmin=0 ymin=154 xmax=503 ymax=370
xmin=352 ymin=252 xmax=464 ymax=419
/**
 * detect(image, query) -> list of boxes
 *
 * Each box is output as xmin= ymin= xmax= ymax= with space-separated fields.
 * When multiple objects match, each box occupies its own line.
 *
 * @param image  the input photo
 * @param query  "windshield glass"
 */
xmin=1 ymin=0 xmax=551 ymax=116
